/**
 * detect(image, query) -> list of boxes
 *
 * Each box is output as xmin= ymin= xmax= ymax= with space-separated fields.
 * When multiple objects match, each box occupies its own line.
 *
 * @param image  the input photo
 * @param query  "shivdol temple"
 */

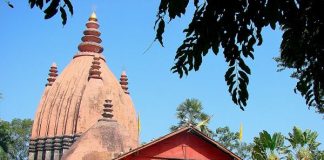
xmin=28 ymin=12 xmax=242 ymax=160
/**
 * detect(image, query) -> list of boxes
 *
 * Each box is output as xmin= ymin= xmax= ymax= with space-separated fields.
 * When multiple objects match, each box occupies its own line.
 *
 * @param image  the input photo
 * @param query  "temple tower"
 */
xmin=29 ymin=12 xmax=139 ymax=160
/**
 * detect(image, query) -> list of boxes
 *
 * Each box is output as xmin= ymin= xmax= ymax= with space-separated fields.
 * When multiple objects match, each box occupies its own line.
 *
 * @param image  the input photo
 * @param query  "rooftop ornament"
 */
xmin=46 ymin=63 xmax=58 ymax=86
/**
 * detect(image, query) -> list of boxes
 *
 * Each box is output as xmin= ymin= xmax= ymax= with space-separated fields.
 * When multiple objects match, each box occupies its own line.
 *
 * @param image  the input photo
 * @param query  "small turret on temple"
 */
xmin=89 ymin=56 xmax=102 ymax=79
xmin=46 ymin=63 xmax=58 ymax=86
xmin=120 ymin=71 xmax=129 ymax=94
xmin=99 ymin=99 xmax=114 ymax=121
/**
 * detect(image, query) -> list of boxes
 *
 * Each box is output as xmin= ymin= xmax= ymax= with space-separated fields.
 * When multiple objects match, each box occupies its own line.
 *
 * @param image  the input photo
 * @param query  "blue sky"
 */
xmin=0 ymin=1 xmax=323 ymax=147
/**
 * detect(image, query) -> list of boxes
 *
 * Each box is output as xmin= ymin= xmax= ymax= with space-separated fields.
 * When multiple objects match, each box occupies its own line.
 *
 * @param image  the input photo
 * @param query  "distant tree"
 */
xmin=0 ymin=120 xmax=11 ymax=160
xmin=214 ymin=126 xmax=253 ymax=159
xmin=170 ymin=99 xmax=253 ymax=158
xmin=170 ymin=98 xmax=212 ymax=136
xmin=0 ymin=118 xmax=33 ymax=160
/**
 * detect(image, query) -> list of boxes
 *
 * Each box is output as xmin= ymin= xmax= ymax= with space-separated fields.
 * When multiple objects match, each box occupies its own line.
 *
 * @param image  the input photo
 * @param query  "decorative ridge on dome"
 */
xmin=120 ymin=71 xmax=129 ymax=94
xmin=89 ymin=56 xmax=102 ymax=80
xmin=46 ymin=63 xmax=58 ymax=86
xmin=98 ymin=99 xmax=115 ymax=122
xmin=78 ymin=41 xmax=103 ymax=53
xmin=74 ymin=12 xmax=103 ymax=58
xmin=74 ymin=52 xmax=106 ymax=61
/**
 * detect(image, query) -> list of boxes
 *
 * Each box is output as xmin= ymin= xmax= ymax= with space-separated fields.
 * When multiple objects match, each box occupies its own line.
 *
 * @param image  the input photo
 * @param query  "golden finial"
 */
xmin=90 ymin=11 xmax=97 ymax=19
xmin=52 ymin=62 xmax=57 ymax=68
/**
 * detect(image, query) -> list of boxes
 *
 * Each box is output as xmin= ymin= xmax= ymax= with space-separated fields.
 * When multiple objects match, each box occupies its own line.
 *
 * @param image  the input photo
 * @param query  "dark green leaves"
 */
xmin=0 ymin=119 xmax=33 ymax=160
xmin=225 ymin=58 xmax=250 ymax=110
xmin=44 ymin=0 xmax=59 ymax=19
xmin=155 ymin=0 xmax=324 ymax=113
xmin=168 ymin=0 xmax=189 ymax=19
xmin=155 ymin=0 xmax=191 ymax=47
xmin=60 ymin=6 xmax=66 ymax=25
xmin=28 ymin=0 xmax=74 ymax=25
xmin=6 ymin=1 xmax=14 ymax=8
xmin=155 ymin=18 xmax=165 ymax=47
xmin=29 ymin=0 xmax=36 ymax=8
xmin=63 ymin=0 xmax=73 ymax=15
xmin=155 ymin=0 xmax=255 ymax=110
xmin=252 ymin=131 xmax=285 ymax=160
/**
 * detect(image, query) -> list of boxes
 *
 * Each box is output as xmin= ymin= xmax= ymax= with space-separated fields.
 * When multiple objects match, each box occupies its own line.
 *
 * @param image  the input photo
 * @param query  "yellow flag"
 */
xmin=239 ymin=123 xmax=243 ymax=142
xmin=196 ymin=116 xmax=212 ymax=128
xmin=138 ymin=113 xmax=141 ymax=136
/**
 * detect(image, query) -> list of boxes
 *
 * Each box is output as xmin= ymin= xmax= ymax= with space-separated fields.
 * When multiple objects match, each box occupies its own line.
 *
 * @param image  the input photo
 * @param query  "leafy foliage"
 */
xmin=5 ymin=0 xmax=323 ymax=113
xmin=252 ymin=127 xmax=323 ymax=160
xmin=0 ymin=120 xmax=11 ymax=160
xmin=31 ymin=0 xmax=73 ymax=25
xmin=286 ymin=126 xmax=321 ymax=160
xmin=6 ymin=0 xmax=73 ymax=25
xmin=214 ymin=126 xmax=253 ymax=159
xmin=3 ymin=0 xmax=14 ymax=8
xmin=0 ymin=119 xmax=33 ymax=160
xmin=171 ymin=99 xmax=253 ymax=158
xmin=155 ymin=0 xmax=324 ymax=113
xmin=170 ymin=98 xmax=213 ymax=136
xmin=252 ymin=131 xmax=285 ymax=160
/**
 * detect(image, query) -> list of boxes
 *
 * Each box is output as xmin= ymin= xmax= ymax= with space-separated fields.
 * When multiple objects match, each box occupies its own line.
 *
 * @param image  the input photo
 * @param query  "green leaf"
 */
xmin=238 ymin=71 xmax=249 ymax=84
xmin=193 ymin=53 xmax=202 ymax=71
xmin=238 ymin=58 xmax=251 ymax=74
xmin=6 ymin=1 xmax=14 ymax=8
xmin=212 ymin=43 xmax=219 ymax=55
xmin=194 ymin=0 xmax=199 ymax=8
xmin=60 ymin=7 xmax=67 ymax=25
xmin=232 ymin=88 xmax=238 ymax=104
xmin=29 ymin=0 xmax=36 ymax=8
xmin=44 ymin=0 xmax=59 ymax=19
xmin=36 ymin=0 xmax=43 ymax=9
xmin=225 ymin=67 xmax=235 ymax=81
xmin=155 ymin=19 xmax=165 ymax=47
xmin=158 ymin=0 xmax=169 ymax=13
xmin=63 ymin=0 xmax=73 ymax=15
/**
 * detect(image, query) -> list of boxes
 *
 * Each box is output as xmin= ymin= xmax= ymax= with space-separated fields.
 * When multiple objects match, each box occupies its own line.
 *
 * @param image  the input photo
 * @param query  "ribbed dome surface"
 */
xmin=61 ymin=120 xmax=130 ymax=160
xmin=30 ymin=13 xmax=138 ymax=151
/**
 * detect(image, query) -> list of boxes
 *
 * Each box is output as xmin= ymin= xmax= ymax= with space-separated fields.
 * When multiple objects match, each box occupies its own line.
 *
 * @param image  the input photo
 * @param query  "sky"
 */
xmin=0 ymin=1 xmax=323 ymax=148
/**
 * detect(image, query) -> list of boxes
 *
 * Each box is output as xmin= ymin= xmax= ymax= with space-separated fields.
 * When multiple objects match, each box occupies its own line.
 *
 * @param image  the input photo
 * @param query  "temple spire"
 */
xmin=99 ymin=99 xmax=114 ymax=122
xmin=46 ymin=63 xmax=58 ymax=86
xmin=120 ymin=71 xmax=129 ymax=94
xmin=74 ymin=12 xmax=103 ymax=58
xmin=89 ymin=56 xmax=102 ymax=80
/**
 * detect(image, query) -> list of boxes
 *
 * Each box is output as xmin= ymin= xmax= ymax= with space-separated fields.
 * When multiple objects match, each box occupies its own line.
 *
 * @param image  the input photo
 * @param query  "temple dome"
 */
xmin=61 ymin=120 xmax=130 ymax=160
xmin=62 ymin=99 xmax=133 ymax=160
xmin=30 ymin=12 xmax=139 ymax=154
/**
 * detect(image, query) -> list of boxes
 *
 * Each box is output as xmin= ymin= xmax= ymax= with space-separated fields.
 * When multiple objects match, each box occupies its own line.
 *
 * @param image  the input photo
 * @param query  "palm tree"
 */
xmin=170 ymin=98 xmax=212 ymax=136
xmin=252 ymin=131 xmax=286 ymax=160
xmin=286 ymin=126 xmax=321 ymax=160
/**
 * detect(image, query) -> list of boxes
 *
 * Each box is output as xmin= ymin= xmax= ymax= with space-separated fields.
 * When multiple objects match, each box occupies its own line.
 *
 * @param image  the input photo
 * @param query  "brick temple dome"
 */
xmin=29 ymin=12 xmax=138 ymax=160
xmin=62 ymin=99 xmax=132 ymax=160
